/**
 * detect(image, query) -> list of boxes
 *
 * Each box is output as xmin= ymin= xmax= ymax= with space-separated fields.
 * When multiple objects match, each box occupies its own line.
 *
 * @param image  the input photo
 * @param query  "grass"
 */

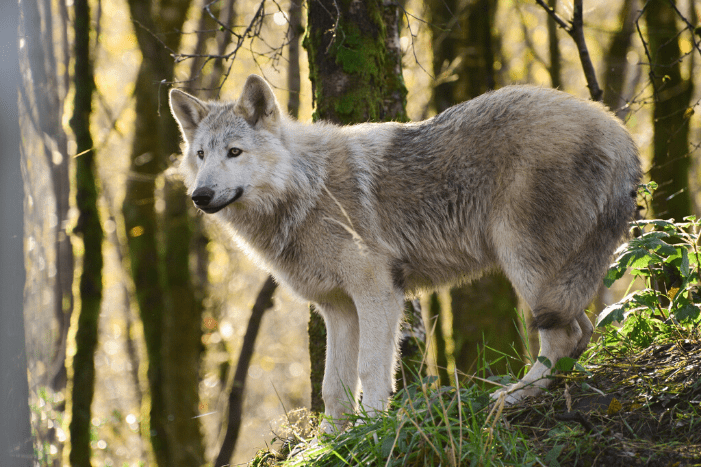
xmin=249 ymin=327 xmax=701 ymax=467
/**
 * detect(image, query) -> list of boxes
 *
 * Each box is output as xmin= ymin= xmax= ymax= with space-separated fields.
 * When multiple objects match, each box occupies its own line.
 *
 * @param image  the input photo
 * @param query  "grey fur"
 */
xmin=169 ymin=75 xmax=641 ymax=428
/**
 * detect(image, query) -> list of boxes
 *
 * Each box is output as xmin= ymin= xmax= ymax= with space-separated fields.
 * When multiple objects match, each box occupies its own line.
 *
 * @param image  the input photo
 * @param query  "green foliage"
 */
xmin=597 ymin=183 xmax=701 ymax=349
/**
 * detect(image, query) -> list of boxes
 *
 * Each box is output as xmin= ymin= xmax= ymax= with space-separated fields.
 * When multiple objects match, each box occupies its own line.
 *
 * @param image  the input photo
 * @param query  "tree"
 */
xmin=66 ymin=0 xmax=104 ymax=464
xmin=602 ymin=0 xmax=638 ymax=114
xmin=304 ymin=0 xmax=414 ymax=410
xmin=18 ymin=0 xmax=74 ymax=394
xmin=644 ymin=0 xmax=695 ymax=220
xmin=123 ymin=0 xmax=205 ymax=464
xmin=1 ymin=1 xmax=32 ymax=464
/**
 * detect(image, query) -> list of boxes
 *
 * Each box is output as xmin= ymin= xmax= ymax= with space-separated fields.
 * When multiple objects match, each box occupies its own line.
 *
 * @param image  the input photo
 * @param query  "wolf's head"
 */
xmin=169 ymin=75 xmax=292 ymax=214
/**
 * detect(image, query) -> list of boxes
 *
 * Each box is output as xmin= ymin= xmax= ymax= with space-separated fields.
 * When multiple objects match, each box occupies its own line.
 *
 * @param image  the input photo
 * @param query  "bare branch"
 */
xmin=535 ymin=0 xmax=602 ymax=101
xmin=534 ymin=0 xmax=571 ymax=31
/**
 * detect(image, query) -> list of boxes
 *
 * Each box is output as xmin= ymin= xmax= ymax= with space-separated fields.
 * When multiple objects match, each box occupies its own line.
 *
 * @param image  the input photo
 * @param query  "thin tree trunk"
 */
xmin=602 ymin=0 xmax=637 ymax=114
xmin=68 ymin=0 xmax=104 ymax=464
xmin=287 ymin=0 xmax=302 ymax=118
xmin=215 ymin=277 xmax=277 ymax=467
xmin=308 ymin=306 xmax=326 ymax=414
xmin=427 ymin=293 xmax=450 ymax=386
xmin=547 ymin=0 xmax=561 ymax=88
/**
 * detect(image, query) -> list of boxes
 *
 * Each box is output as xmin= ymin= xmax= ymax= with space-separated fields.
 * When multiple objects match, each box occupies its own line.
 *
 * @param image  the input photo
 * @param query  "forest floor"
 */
xmin=248 ymin=334 xmax=701 ymax=467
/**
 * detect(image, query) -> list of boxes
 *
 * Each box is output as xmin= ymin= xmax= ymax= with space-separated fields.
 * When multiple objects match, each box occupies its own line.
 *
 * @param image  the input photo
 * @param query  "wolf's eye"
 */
xmin=196 ymin=150 xmax=204 ymax=160
xmin=228 ymin=147 xmax=242 ymax=158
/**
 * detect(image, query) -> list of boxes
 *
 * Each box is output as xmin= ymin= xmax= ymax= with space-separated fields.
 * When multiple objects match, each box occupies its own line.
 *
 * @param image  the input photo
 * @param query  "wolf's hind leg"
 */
xmin=493 ymin=318 xmax=584 ymax=404
xmin=317 ymin=300 xmax=360 ymax=433
xmin=572 ymin=310 xmax=594 ymax=358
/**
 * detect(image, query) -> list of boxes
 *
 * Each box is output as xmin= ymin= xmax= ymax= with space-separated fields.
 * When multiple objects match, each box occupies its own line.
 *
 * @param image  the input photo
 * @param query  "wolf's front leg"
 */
xmin=317 ymin=301 xmax=360 ymax=433
xmin=351 ymin=288 xmax=405 ymax=417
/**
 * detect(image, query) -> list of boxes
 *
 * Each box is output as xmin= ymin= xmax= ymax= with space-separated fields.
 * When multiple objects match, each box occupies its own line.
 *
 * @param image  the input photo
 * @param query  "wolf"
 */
xmin=169 ymin=74 xmax=641 ymax=432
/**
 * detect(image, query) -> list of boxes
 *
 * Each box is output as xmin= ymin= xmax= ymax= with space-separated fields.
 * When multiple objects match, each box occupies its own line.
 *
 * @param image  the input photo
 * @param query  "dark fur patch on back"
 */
xmin=530 ymin=306 xmax=571 ymax=330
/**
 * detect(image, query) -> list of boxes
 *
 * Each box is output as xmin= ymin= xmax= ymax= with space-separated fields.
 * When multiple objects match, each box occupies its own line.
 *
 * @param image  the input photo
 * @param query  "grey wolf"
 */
xmin=169 ymin=75 xmax=641 ymax=431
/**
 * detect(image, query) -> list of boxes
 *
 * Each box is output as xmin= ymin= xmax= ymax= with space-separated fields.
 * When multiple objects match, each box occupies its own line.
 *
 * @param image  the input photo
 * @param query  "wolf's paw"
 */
xmin=490 ymin=382 xmax=542 ymax=406
xmin=319 ymin=418 xmax=338 ymax=435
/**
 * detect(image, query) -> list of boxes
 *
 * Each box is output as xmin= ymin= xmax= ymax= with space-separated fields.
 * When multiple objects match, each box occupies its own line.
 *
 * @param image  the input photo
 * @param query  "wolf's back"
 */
xmin=376 ymin=85 xmax=641 ymax=295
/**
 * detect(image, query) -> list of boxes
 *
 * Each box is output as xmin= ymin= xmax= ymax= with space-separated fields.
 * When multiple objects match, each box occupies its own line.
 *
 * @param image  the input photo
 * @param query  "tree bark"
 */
xmin=68 ymin=0 xmax=104 ymax=464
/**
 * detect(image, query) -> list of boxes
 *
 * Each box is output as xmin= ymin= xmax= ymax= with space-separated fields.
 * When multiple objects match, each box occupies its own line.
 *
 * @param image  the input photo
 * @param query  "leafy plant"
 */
xmin=597 ymin=183 xmax=701 ymax=346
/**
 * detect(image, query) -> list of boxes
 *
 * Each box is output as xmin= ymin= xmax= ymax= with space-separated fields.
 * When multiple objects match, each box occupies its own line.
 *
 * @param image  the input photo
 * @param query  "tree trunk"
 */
xmin=645 ymin=0 xmax=694 ymax=220
xmin=547 ymin=0 xmax=562 ymax=88
xmin=287 ymin=0 xmax=303 ymax=118
xmin=123 ymin=0 xmax=205 ymax=465
xmin=305 ymin=0 xmax=413 ymax=411
xmin=19 ymin=0 xmax=74 ymax=394
xmin=1 ymin=1 xmax=32 ymax=464
xmin=427 ymin=293 xmax=450 ymax=386
xmin=305 ymin=0 xmax=408 ymax=124
xmin=67 ymin=0 xmax=104 ymax=464
xmin=602 ymin=0 xmax=637 ymax=114
xmin=429 ymin=0 xmax=522 ymax=379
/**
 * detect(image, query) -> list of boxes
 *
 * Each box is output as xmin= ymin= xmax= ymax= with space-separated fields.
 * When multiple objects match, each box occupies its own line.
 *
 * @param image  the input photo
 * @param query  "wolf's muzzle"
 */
xmin=191 ymin=187 xmax=243 ymax=213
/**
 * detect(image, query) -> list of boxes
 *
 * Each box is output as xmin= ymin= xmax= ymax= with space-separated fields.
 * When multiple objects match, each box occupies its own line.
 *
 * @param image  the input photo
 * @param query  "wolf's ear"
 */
xmin=169 ymin=89 xmax=209 ymax=143
xmin=235 ymin=75 xmax=281 ymax=128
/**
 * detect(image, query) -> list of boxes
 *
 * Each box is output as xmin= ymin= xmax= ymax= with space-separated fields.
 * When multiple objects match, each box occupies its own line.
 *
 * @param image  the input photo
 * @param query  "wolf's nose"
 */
xmin=191 ymin=187 xmax=215 ymax=207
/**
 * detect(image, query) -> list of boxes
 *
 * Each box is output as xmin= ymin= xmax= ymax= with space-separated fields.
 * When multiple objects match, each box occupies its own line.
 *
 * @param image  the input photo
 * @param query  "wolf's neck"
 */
xmin=222 ymin=120 xmax=331 ymax=261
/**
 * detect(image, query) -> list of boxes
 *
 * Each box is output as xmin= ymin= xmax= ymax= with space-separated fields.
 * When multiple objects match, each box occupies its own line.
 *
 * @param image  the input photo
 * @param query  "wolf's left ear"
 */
xmin=235 ymin=75 xmax=281 ymax=128
xmin=169 ymin=89 xmax=209 ymax=143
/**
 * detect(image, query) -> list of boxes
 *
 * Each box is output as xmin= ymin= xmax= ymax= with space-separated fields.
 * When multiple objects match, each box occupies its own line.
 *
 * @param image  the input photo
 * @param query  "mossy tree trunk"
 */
xmin=645 ymin=0 xmax=694 ymax=220
xmin=304 ymin=0 xmax=416 ymax=411
xmin=429 ymin=0 xmax=523 ymax=378
xmin=123 ymin=0 xmax=205 ymax=465
xmin=67 ymin=0 xmax=104 ymax=464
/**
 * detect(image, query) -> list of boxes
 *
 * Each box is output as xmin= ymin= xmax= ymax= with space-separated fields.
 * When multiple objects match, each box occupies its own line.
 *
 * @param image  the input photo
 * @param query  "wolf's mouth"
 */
xmin=198 ymin=187 xmax=244 ymax=214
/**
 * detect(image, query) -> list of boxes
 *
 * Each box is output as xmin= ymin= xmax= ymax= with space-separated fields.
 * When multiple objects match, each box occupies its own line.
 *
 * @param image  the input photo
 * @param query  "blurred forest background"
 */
xmin=13 ymin=0 xmax=701 ymax=465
